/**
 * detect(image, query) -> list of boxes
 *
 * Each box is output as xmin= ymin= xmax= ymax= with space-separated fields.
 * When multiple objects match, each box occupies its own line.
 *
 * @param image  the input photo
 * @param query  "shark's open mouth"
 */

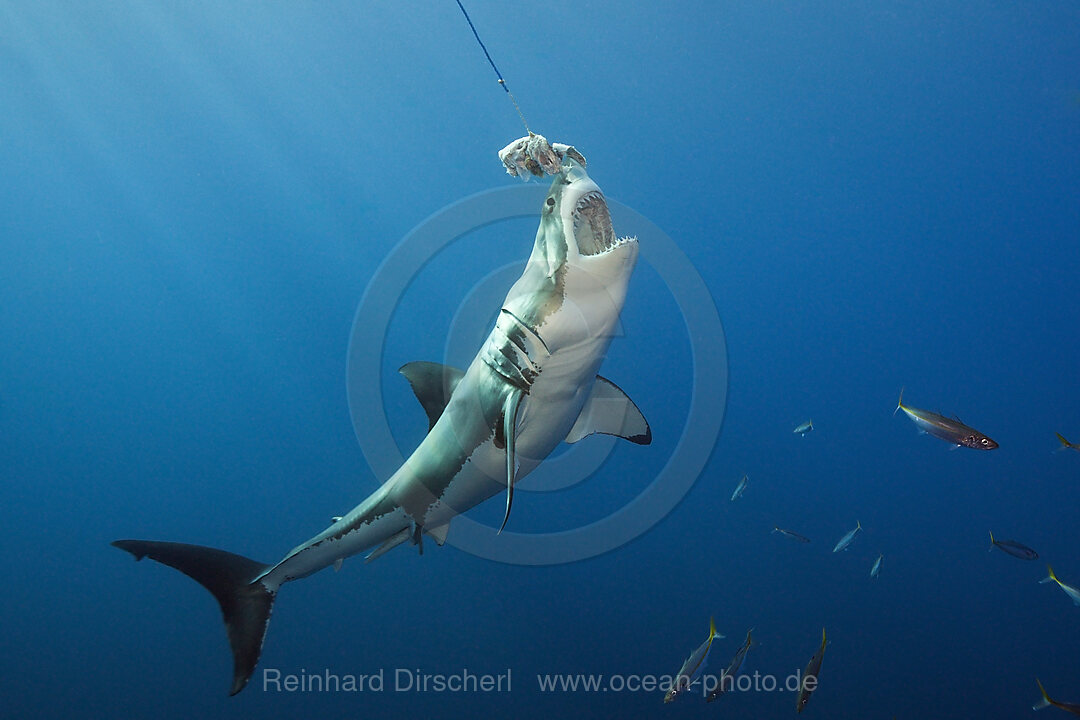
xmin=573 ymin=190 xmax=619 ymax=256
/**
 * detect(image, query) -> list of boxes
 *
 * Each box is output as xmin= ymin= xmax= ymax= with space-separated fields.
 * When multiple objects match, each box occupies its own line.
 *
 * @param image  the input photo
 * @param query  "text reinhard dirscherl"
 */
xmin=262 ymin=668 xmax=512 ymax=693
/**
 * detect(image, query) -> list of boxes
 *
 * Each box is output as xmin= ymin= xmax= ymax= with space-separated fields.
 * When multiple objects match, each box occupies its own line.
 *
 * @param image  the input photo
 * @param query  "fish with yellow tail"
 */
xmin=894 ymin=388 xmax=998 ymax=450
xmin=1034 ymin=678 xmax=1080 ymax=715
xmin=1041 ymin=565 xmax=1080 ymax=606
xmin=988 ymin=531 xmax=1038 ymax=560
xmin=832 ymin=520 xmax=862 ymax=553
xmin=664 ymin=617 xmax=722 ymax=703
xmin=796 ymin=627 xmax=827 ymax=713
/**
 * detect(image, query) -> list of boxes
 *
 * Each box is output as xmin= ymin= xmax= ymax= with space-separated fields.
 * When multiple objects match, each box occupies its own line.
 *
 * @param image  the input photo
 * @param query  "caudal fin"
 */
xmin=1034 ymin=678 xmax=1052 ymax=711
xmin=112 ymin=540 xmax=275 ymax=695
xmin=894 ymin=387 xmax=905 ymax=416
xmin=1056 ymin=433 xmax=1075 ymax=450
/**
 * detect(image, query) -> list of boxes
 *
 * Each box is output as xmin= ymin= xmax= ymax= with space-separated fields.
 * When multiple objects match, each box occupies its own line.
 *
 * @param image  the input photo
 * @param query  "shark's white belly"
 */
xmin=419 ymin=344 xmax=606 ymax=529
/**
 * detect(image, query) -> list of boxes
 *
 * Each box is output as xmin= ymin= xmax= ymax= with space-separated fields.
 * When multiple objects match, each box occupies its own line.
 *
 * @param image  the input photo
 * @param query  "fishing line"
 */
xmin=454 ymin=0 xmax=531 ymax=133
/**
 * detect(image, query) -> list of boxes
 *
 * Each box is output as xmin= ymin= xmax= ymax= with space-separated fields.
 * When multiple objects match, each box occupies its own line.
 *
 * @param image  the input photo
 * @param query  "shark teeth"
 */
xmin=573 ymin=190 xmax=620 ymax=256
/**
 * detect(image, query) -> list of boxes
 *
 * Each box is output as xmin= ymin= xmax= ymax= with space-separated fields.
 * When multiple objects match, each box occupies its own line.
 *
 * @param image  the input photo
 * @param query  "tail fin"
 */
xmin=989 ymin=531 xmax=996 ymax=551
xmin=1056 ymin=432 xmax=1074 ymax=450
xmin=1040 ymin=565 xmax=1058 ymax=586
xmin=112 ymin=540 xmax=275 ymax=695
xmin=1034 ymin=678 xmax=1052 ymax=711
xmin=894 ymin=387 xmax=905 ymax=416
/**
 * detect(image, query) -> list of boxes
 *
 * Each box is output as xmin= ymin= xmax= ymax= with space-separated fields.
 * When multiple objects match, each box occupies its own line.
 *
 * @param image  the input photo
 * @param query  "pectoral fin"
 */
xmin=498 ymin=390 xmax=523 ymax=534
xmin=398 ymin=361 xmax=465 ymax=431
xmin=566 ymin=376 xmax=651 ymax=445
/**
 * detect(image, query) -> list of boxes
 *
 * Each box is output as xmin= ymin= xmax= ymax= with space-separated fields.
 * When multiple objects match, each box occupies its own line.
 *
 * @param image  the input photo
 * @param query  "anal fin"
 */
xmin=426 ymin=521 xmax=450 ymax=546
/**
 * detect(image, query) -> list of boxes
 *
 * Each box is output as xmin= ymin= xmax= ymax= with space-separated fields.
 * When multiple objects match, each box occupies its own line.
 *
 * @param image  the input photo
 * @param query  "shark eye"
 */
xmin=545 ymin=197 xmax=555 ymax=207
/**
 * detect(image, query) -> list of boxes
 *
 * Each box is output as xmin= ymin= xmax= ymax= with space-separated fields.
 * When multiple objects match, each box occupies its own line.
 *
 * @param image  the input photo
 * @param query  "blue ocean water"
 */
xmin=2 ymin=2 xmax=1079 ymax=718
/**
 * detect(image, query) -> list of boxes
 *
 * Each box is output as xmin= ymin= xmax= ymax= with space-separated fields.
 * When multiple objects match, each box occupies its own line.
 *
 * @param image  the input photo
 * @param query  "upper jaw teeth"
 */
xmin=572 ymin=191 xmax=619 ymax=256
xmin=574 ymin=190 xmax=603 ymax=212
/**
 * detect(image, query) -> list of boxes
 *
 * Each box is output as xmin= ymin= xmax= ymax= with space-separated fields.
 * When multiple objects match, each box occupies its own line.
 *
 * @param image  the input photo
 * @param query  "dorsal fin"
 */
xmin=398 ymin=362 xmax=465 ymax=431
xmin=566 ymin=376 xmax=651 ymax=445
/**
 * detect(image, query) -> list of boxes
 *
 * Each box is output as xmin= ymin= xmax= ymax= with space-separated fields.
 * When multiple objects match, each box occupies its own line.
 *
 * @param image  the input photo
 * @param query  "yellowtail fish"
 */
xmin=664 ymin=617 xmax=722 ymax=703
xmin=793 ymin=419 xmax=814 ymax=436
xmin=795 ymin=627 xmax=827 ymax=713
xmin=870 ymin=553 xmax=884 ymax=578
xmin=730 ymin=474 xmax=749 ymax=501
xmin=894 ymin=388 xmax=998 ymax=450
xmin=989 ymin=531 xmax=1038 ymax=560
xmin=773 ymin=526 xmax=811 ymax=543
xmin=1041 ymin=565 xmax=1080 ymax=606
xmin=705 ymin=628 xmax=753 ymax=703
xmin=1056 ymin=433 xmax=1080 ymax=452
xmin=1034 ymin=678 xmax=1080 ymax=715
xmin=832 ymin=520 xmax=862 ymax=553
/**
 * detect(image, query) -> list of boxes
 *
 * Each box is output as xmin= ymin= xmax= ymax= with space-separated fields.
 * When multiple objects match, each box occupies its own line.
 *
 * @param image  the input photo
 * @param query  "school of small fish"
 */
xmin=663 ymin=392 xmax=1078 ymax=712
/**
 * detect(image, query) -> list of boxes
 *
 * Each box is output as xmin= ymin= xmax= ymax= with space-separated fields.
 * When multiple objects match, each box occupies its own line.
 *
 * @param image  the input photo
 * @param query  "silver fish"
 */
xmin=795 ymin=628 xmax=827 ymax=713
xmin=730 ymin=474 xmax=749 ymax=501
xmin=894 ymin=388 xmax=997 ymax=450
xmin=832 ymin=520 xmax=862 ymax=553
xmin=665 ymin=617 xmax=722 ymax=703
xmin=705 ymin=628 xmax=753 ymax=702
xmin=989 ymin=531 xmax=1038 ymax=560
xmin=773 ymin=526 xmax=811 ymax=543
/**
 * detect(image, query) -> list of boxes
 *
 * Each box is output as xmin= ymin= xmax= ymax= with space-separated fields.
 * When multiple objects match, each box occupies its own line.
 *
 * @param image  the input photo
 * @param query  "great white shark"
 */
xmin=113 ymin=135 xmax=651 ymax=695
